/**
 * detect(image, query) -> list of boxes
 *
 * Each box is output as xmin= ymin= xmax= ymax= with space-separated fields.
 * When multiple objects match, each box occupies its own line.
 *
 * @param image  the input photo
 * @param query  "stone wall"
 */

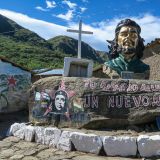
xmin=29 ymin=76 xmax=160 ymax=129
xmin=8 ymin=123 xmax=160 ymax=158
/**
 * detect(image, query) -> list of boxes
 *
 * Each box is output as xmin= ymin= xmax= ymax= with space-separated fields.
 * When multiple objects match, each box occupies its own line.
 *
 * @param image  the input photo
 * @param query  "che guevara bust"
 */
xmin=103 ymin=19 xmax=150 ymax=79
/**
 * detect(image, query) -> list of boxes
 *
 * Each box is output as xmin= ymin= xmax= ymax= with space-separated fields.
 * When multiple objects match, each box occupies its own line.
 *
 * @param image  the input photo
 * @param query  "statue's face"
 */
xmin=117 ymin=26 xmax=138 ymax=56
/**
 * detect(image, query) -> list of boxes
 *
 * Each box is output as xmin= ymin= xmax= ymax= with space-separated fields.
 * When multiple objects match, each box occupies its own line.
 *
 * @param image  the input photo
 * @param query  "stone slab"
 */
xmin=44 ymin=127 xmax=61 ymax=147
xmin=71 ymin=132 xmax=102 ymax=154
xmin=57 ymin=131 xmax=72 ymax=151
xmin=34 ymin=126 xmax=45 ymax=144
xmin=24 ymin=125 xmax=35 ymax=142
xmin=102 ymin=136 xmax=137 ymax=156
xmin=137 ymin=135 xmax=160 ymax=157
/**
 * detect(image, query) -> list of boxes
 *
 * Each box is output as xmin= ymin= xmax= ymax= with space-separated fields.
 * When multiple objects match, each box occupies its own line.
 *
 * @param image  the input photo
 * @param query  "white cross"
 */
xmin=67 ymin=20 xmax=93 ymax=59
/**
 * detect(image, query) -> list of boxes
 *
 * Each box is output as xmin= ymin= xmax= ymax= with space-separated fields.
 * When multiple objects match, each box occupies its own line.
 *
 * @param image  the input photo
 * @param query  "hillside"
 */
xmin=0 ymin=14 xmax=106 ymax=70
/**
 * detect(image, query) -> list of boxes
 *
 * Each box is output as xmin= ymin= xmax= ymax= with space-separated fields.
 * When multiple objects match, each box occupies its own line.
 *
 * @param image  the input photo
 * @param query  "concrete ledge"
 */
xmin=137 ymin=135 xmax=160 ymax=157
xmin=8 ymin=123 xmax=160 ymax=158
xmin=71 ymin=132 xmax=102 ymax=154
xmin=102 ymin=136 xmax=137 ymax=156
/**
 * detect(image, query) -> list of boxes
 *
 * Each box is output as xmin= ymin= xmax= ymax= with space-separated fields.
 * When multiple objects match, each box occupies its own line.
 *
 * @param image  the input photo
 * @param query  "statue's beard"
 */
xmin=117 ymin=45 xmax=137 ymax=55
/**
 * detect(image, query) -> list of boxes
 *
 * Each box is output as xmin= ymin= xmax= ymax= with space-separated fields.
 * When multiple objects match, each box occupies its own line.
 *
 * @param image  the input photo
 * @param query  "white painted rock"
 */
xmin=71 ymin=132 xmax=102 ymax=154
xmin=13 ymin=124 xmax=26 ymax=139
xmin=7 ymin=123 xmax=26 ymax=136
xmin=44 ymin=127 xmax=61 ymax=147
xmin=137 ymin=135 xmax=160 ymax=157
xmin=35 ymin=126 xmax=45 ymax=144
xmin=102 ymin=136 xmax=137 ymax=156
xmin=57 ymin=131 xmax=72 ymax=151
xmin=24 ymin=125 xmax=35 ymax=142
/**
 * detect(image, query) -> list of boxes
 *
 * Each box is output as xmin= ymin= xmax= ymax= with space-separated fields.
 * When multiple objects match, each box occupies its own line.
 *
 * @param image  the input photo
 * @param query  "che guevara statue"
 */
xmin=103 ymin=19 xmax=150 ymax=79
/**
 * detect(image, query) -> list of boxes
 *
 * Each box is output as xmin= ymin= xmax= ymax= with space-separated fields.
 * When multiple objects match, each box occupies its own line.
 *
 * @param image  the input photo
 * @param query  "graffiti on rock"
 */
xmin=0 ymin=74 xmax=30 ymax=112
xmin=32 ymin=80 xmax=91 ymax=126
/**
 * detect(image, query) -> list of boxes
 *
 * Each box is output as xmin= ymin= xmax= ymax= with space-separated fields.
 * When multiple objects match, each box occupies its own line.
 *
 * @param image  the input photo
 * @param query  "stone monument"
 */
xmin=103 ymin=19 xmax=150 ymax=79
xmin=29 ymin=19 xmax=160 ymax=130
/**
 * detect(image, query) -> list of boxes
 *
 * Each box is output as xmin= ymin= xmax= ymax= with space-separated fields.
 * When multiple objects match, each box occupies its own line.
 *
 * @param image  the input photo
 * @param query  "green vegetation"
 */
xmin=0 ymin=14 xmax=108 ymax=70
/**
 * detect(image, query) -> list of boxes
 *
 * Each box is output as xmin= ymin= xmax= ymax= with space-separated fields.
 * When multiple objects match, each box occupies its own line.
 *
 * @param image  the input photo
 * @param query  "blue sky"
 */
xmin=0 ymin=0 xmax=160 ymax=51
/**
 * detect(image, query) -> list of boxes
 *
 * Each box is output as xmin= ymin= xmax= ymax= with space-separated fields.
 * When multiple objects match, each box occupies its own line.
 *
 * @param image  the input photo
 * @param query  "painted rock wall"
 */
xmin=29 ymin=76 xmax=160 ymax=129
xmin=0 ymin=60 xmax=31 ymax=113
xmin=0 ymin=74 xmax=31 ymax=113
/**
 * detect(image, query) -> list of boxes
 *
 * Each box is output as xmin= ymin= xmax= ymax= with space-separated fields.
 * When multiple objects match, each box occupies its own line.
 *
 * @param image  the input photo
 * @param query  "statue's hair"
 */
xmin=107 ymin=19 xmax=145 ymax=59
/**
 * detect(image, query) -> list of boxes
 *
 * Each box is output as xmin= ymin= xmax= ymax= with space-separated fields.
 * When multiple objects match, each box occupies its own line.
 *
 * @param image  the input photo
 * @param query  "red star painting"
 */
xmin=7 ymin=76 xmax=17 ymax=87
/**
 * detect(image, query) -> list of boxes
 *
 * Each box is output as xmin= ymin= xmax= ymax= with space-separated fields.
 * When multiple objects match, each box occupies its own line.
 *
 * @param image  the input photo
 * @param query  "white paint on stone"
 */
xmin=7 ymin=123 xmax=21 ymax=136
xmin=137 ymin=135 xmax=160 ymax=157
xmin=102 ymin=136 xmax=137 ymax=156
xmin=71 ymin=132 xmax=102 ymax=154
xmin=13 ymin=124 xmax=26 ymax=139
xmin=44 ymin=127 xmax=61 ymax=147
xmin=35 ymin=126 xmax=45 ymax=144
xmin=24 ymin=125 xmax=35 ymax=142
xmin=57 ymin=131 xmax=72 ymax=151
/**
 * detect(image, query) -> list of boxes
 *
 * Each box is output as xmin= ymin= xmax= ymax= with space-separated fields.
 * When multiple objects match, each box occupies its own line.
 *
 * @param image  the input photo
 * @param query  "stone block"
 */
xmin=102 ymin=136 xmax=137 ymax=156
xmin=13 ymin=124 xmax=26 ymax=139
xmin=35 ymin=126 xmax=45 ymax=144
xmin=57 ymin=131 xmax=72 ymax=151
xmin=24 ymin=125 xmax=35 ymax=142
xmin=44 ymin=127 xmax=61 ymax=147
xmin=71 ymin=132 xmax=102 ymax=154
xmin=7 ymin=123 xmax=25 ymax=136
xmin=137 ymin=135 xmax=160 ymax=157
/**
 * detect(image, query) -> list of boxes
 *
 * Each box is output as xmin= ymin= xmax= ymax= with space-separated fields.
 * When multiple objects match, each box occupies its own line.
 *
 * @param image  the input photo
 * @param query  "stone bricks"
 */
xmin=35 ymin=126 xmax=45 ymax=144
xmin=44 ymin=127 xmax=61 ymax=147
xmin=71 ymin=132 xmax=102 ymax=154
xmin=7 ymin=123 xmax=26 ymax=136
xmin=24 ymin=125 xmax=35 ymax=142
xmin=137 ymin=135 xmax=160 ymax=157
xmin=57 ymin=131 xmax=72 ymax=151
xmin=102 ymin=136 xmax=137 ymax=156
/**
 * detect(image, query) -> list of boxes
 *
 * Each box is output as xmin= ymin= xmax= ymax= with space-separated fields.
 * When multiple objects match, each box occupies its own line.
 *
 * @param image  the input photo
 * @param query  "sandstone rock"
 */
xmin=57 ymin=131 xmax=72 ymax=151
xmin=0 ymin=141 xmax=12 ymax=149
xmin=24 ymin=125 xmax=35 ymax=142
xmin=34 ymin=126 xmax=45 ymax=144
xmin=102 ymin=136 xmax=137 ymax=156
xmin=71 ymin=132 xmax=102 ymax=154
xmin=10 ymin=154 xmax=24 ymax=160
xmin=22 ymin=156 xmax=39 ymax=160
xmin=44 ymin=127 xmax=61 ymax=147
xmin=137 ymin=135 xmax=160 ymax=157
xmin=0 ymin=148 xmax=14 ymax=158
xmin=36 ymin=148 xmax=56 ymax=159
xmin=3 ymin=136 xmax=20 ymax=143
xmin=7 ymin=123 xmax=26 ymax=136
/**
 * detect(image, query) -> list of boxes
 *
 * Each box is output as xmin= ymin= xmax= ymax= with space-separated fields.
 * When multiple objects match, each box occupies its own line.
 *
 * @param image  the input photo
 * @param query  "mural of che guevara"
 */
xmin=103 ymin=19 xmax=150 ymax=79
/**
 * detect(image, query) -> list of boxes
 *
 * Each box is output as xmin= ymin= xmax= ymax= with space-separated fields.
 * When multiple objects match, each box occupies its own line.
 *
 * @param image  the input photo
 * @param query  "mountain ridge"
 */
xmin=0 ymin=14 xmax=107 ymax=70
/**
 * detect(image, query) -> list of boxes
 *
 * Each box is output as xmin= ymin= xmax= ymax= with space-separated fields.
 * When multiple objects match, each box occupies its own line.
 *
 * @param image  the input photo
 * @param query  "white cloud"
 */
xmin=35 ymin=6 xmax=48 ymax=12
xmin=0 ymin=9 xmax=160 ymax=51
xmin=82 ymin=0 xmax=89 ymax=3
xmin=46 ymin=0 xmax=56 ymax=8
xmin=80 ymin=7 xmax=87 ymax=13
xmin=56 ymin=10 xmax=74 ymax=21
xmin=62 ymin=0 xmax=77 ymax=10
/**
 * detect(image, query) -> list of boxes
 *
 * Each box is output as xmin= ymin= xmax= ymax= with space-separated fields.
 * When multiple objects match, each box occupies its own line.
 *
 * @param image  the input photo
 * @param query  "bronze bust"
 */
xmin=103 ymin=19 xmax=150 ymax=79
